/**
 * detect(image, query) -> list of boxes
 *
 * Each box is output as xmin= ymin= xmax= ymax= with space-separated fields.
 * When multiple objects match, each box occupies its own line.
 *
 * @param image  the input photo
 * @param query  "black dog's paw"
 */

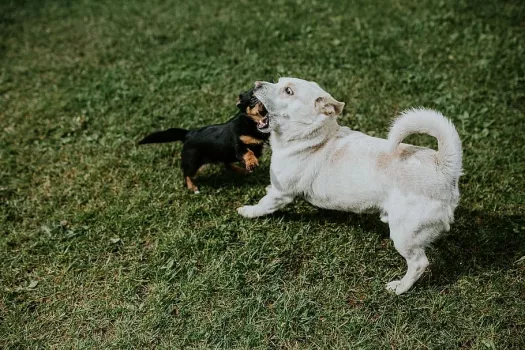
xmin=243 ymin=150 xmax=259 ymax=172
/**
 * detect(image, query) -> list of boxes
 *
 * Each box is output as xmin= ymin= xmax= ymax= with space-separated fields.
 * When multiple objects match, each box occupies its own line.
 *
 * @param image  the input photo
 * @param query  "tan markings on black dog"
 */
xmin=243 ymin=149 xmax=259 ymax=171
xmin=225 ymin=162 xmax=249 ymax=175
xmin=195 ymin=164 xmax=208 ymax=176
xmin=246 ymin=103 xmax=266 ymax=122
xmin=240 ymin=135 xmax=264 ymax=145
xmin=185 ymin=176 xmax=199 ymax=192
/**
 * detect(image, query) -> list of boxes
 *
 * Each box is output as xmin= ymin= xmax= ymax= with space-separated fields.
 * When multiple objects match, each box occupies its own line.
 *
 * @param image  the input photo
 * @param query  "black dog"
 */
xmin=139 ymin=89 xmax=270 ymax=193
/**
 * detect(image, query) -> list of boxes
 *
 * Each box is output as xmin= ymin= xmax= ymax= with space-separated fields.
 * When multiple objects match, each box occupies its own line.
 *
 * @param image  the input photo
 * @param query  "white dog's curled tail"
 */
xmin=388 ymin=108 xmax=463 ymax=177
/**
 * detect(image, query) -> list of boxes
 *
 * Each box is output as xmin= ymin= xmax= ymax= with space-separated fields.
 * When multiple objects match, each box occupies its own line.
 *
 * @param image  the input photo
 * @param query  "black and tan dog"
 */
xmin=139 ymin=89 xmax=270 ymax=193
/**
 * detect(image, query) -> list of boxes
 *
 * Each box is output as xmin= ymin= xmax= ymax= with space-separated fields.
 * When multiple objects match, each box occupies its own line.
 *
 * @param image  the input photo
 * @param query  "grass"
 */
xmin=1 ymin=0 xmax=524 ymax=348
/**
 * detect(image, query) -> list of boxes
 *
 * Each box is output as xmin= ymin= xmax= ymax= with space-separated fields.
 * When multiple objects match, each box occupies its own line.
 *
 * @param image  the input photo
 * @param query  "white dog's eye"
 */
xmin=284 ymin=87 xmax=294 ymax=95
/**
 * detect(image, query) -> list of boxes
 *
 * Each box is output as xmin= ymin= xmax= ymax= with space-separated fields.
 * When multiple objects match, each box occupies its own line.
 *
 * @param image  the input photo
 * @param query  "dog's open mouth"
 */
xmin=257 ymin=116 xmax=270 ymax=132
xmin=245 ymin=93 xmax=270 ymax=133
xmin=255 ymin=103 xmax=270 ymax=132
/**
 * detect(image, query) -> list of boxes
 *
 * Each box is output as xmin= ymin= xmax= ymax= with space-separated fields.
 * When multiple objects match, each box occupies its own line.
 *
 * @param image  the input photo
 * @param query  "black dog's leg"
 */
xmin=235 ymin=142 xmax=259 ymax=172
xmin=225 ymin=163 xmax=249 ymax=175
xmin=181 ymin=147 xmax=203 ymax=193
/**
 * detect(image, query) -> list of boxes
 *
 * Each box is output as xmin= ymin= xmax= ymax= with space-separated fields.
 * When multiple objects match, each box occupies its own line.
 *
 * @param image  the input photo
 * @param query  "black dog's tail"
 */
xmin=138 ymin=128 xmax=189 ymax=145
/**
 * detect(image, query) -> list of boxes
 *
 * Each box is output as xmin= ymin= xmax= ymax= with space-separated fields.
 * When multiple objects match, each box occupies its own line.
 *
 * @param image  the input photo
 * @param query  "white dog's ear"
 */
xmin=315 ymin=96 xmax=345 ymax=117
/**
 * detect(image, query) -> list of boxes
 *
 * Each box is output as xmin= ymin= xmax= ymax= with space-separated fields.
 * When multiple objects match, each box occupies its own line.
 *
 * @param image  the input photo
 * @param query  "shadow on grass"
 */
xmin=248 ymin=203 xmax=525 ymax=290
xmin=194 ymin=165 xmax=271 ymax=190
xmin=429 ymin=207 xmax=525 ymax=288
xmin=185 ymin=166 xmax=524 ymax=289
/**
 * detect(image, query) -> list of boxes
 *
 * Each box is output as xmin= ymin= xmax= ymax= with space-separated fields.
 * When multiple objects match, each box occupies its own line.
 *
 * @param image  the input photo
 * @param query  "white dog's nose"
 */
xmin=254 ymin=81 xmax=263 ymax=88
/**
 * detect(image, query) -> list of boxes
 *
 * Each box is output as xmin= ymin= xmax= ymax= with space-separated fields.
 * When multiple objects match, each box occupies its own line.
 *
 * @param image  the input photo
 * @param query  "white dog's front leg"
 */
xmin=237 ymin=186 xmax=294 ymax=218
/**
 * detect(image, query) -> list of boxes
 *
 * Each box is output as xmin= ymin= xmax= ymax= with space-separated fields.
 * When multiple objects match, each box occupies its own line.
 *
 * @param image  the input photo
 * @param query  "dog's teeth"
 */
xmin=257 ymin=117 xmax=269 ymax=130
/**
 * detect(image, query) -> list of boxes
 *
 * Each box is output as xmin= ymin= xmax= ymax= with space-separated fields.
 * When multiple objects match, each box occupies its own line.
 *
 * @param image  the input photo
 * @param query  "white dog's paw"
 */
xmin=237 ymin=205 xmax=261 ymax=218
xmin=386 ymin=280 xmax=410 ymax=295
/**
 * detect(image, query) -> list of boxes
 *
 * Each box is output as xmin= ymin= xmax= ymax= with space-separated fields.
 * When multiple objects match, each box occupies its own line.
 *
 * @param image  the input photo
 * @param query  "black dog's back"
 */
xmin=183 ymin=120 xmax=239 ymax=162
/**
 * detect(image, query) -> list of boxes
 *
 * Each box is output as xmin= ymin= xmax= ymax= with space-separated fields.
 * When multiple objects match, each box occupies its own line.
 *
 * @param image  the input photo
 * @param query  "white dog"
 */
xmin=237 ymin=77 xmax=462 ymax=294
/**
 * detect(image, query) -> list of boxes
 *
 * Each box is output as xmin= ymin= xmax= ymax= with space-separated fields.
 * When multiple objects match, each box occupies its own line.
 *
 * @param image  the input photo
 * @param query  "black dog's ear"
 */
xmin=236 ymin=94 xmax=242 ymax=107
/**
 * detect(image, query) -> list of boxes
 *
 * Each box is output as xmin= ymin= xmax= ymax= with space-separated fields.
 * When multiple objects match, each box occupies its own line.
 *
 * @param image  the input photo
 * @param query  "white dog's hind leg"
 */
xmin=386 ymin=227 xmax=430 ymax=295
xmin=237 ymin=186 xmax=295 ymax=218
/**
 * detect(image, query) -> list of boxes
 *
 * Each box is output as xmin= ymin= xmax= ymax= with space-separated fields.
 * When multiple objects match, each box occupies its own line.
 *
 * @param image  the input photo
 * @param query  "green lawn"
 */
xmin=1 ymin=0 xmax=524 ymax=348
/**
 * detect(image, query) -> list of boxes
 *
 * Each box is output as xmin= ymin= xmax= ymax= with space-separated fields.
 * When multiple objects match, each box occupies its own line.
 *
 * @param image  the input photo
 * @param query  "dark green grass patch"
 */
xmin=1 ymin=0 xmax=524 ymax=348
